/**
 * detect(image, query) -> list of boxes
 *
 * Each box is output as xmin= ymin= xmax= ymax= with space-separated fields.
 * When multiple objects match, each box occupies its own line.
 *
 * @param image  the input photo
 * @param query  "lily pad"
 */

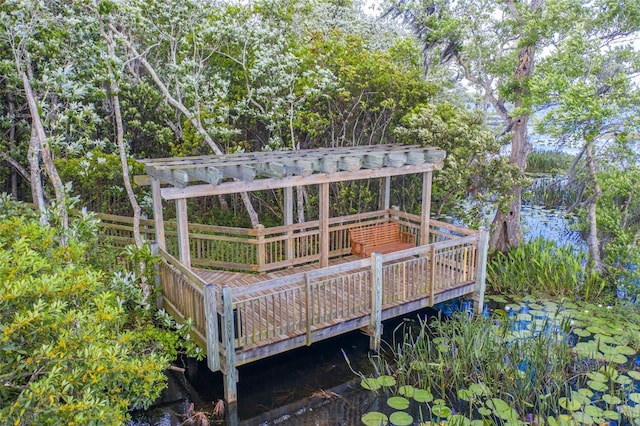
xmin=413 ymin=389 xmax=433 ymax=403
xmin=457 ymin=388 xmax=472 ymax=401
xmin=629 ymin=393 xmax=640 ymax=404
xmin=577 ymin=388 xmax=593 ymax=399
xmin=584 ymin=405 xmax=603 ymax=418
xmin=572 ymin=411 xmax=593 ymax=424
xmin=558 ymin=397 xmax=580 ymax=411
xmin=361 ymin=378 xmax=381 ymax=390
xmin=398 ymin=385 xmax=415 ymax=397
xmin=487 ymin=398 xmax=519 ymax=421
xmin=615 ymin=374 xmax=633 ymax=385
xmin=605 ymin=353 xmax=628 ymax=364
xmin=573 ymin=328 xmax=591 ymax=338
xmin=377 ymin=375 xmax=397 ymax=387
xmin=387 ymin=396 xmax=410 ymax=410
xmin=477 ymin=407 xmax=492 ymax=416
xmin=362 ymin=411 xmax=388 ymax=426
xmin=389 ymin=411 xmax=413 ymax=426
xmin=615 ymin=345 xmax=637 ymax=356
xmin=469 ymin=383 xmax=491 ymax=397
xmin=602 ymin=394 xmax=622 ymax=405
xmin=603 ymin=410 xmax=620 ymax=420
xmin=587 ymin=380 xmax=608 ymax=392
xmin=431 ymin=405 xmax=452 ymax=418
xmin=586 ymin=371 xmax=607 ymax=382
xmin=628 ymin=370 xmax=640 ymax=380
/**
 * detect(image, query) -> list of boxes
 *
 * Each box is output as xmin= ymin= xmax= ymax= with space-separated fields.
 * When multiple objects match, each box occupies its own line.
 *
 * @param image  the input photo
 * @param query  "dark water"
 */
xmin=129 ymin=317 xmax=409 ymax=425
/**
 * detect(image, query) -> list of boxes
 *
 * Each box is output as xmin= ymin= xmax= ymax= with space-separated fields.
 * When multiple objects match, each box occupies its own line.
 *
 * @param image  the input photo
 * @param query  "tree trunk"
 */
xmin=106 ymin=30 xmax=143 ymax=248
xmin=8 ymin=97 xmax=19 ymax=199
xmin=585 ymin=141 xmax=603 ymax=272
xmin=489 ymin=43 xmax=535 ymax=251
xmin=22 ymin=71 xmax=69 ymax=238
xmin=27 ymin=128 xmax=47 ymax=224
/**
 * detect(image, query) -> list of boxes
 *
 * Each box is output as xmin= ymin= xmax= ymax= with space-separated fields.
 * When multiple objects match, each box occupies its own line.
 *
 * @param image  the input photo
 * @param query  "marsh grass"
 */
xmin=355 ymin=298 xmax=640 ymax=425
xmin=486 ymin=237 xmax=606 ymax=300
xmin=526 ymin=151 xmax=573 ymax=175
xmin=388 ymin=312 xmax=573 ymax=420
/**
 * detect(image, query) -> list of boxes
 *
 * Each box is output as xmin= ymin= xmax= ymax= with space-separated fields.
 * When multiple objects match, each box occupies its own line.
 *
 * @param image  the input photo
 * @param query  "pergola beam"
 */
xmin=160 ymin=162 xmax=443 ymax=200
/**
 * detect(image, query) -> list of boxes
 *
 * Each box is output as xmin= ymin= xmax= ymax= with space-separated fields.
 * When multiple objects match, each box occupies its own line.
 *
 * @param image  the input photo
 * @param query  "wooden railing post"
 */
xmin=473 ymin=228 xmax=489 ymax=315
xmin=369 ymin=252 xmax=383 ymax=351
xmin=221 ymin=286 xmax=237 ymax=404
xmin=151 ymin=242 xmax=163 ymax=310
xmin=429 ymin=245 xmax=436 ymax=306
xmin=256 ymin=224 xmax=266 ymax=270
xmin=305 ymin=273 xmax=312 ymax=345
xmin=204 ymin=284 xmax=220 ymax=372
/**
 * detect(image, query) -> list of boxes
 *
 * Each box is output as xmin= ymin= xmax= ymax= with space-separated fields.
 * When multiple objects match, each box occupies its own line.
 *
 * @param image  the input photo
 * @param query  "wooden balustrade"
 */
xmin=221 ymin=233 xmax=480 ymax=352
xmin=92 ymin=208 xmax=476 ymax=274
xmin=156 ymin=249 xmax=209 ymax=349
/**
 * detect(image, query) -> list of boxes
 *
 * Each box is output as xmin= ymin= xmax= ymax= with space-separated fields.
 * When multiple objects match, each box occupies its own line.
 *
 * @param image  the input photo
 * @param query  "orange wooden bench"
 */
xmin=349 ymin=222 xmax=415 ymax=257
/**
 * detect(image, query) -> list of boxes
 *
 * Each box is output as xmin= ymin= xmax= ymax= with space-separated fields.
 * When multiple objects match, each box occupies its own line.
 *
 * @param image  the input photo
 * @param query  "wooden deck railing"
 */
xmin=216 ymin=231 xmax=484 ymax=366
xmin=156 ymin=249 xmax=209 ymax=349
xmin=94 ymin=208 xmax=473 ymax=273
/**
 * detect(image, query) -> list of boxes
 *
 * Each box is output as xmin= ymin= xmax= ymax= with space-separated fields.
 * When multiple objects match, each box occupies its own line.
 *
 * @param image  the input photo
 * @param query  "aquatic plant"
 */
xmin=356 ymin=298 xmax=640 ymax=425
xmin=525 ymin=151 xmax=573 ymax=175
xmin=486 ymin=237 xmax=606 ymax=300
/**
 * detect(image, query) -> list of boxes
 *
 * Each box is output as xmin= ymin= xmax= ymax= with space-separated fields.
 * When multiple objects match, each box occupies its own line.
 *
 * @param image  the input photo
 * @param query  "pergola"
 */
xmin=141 ymin=144 xmax=446 ymax=269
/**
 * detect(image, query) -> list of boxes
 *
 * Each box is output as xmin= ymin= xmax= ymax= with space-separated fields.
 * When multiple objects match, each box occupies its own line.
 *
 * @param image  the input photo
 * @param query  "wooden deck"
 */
xmin=158 ymin=227 xmax=488 ymax=374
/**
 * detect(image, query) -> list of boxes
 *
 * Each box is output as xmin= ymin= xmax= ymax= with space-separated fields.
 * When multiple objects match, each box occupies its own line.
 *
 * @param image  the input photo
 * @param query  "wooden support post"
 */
xmin=370 ymin=252 xmax=383 ymax=351
xmin=420 ymin=171 xmax=433 ymax=246
xmin=284 ymin=187 xmax=294 ymax=265
xmin=204 ymin=284 xmax=220 ymax=372
xmin=175 ymin=198 xmax=191 ymax=268
xmin=391 ymin=204 xmax=400 ymax=222
xmin=305 ymin=273 xmax=312 ymax=345
xmin=151 ymin=178 xmax=166 ymax=250
xmin=379 ymin=176 xmax=391 ymax=212
xmin=473 ymin=228 xmax=489 ymax=315
xmin=429 ymin=245 xmax=436 ymax=306
xmin=256 ymin=224 xmax=266 ymax=270
xmin=150 ymin=242 xmax=163 ymax=310
xmin=319 ymin=182 xmax=329 ymax=268
xmin=221 ymin=286 xmax=237 ymax=404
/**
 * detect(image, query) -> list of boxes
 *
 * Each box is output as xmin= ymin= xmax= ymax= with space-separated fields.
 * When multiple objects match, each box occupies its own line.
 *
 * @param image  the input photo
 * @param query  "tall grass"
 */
xmin=526 ymin=150 xmax=573 ymax=175
xmin=387 ymin=311 xmax=573 ymax=421
xmin=487 ymin=237 xmax=606 ymax=299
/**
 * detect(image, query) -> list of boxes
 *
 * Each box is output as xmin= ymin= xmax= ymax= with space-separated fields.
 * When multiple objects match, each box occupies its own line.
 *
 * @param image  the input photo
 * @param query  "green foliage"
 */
xmin=487 ymin=237 xmax=603 ymax=299
xmin=0 ymin=205 xmax=199 ymax=424
xmin=55 ymin=150 xmax=149 ymax=216
xmin=377 ymin=309 xmax=573 ymax=422
xmin=394 ymin=103 xmax=523 ymax=227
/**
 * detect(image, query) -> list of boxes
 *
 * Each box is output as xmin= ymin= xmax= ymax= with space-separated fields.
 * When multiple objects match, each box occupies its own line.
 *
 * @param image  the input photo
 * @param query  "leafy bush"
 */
xmin=0 ymin=205 xmax=190 ymax=424
xmin=55 ymin=150 xmax=149 ymax=216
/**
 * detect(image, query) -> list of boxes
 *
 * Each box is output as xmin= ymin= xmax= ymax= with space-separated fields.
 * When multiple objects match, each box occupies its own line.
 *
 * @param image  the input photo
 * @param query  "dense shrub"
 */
xmin=0 ymin=199 xmax=197 ymax=424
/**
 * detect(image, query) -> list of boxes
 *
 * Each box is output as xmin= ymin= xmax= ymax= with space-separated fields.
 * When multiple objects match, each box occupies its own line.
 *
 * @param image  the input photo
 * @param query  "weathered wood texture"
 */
xmin=349 ymin=222 xmax=415 ymax=257
xmin=139 ymin=145 xmax=446 ymax=200
xmin=92 ymin=208 xmax=473 ymax=273
xmin=175 ymin=230 xmax=482 ymax=370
